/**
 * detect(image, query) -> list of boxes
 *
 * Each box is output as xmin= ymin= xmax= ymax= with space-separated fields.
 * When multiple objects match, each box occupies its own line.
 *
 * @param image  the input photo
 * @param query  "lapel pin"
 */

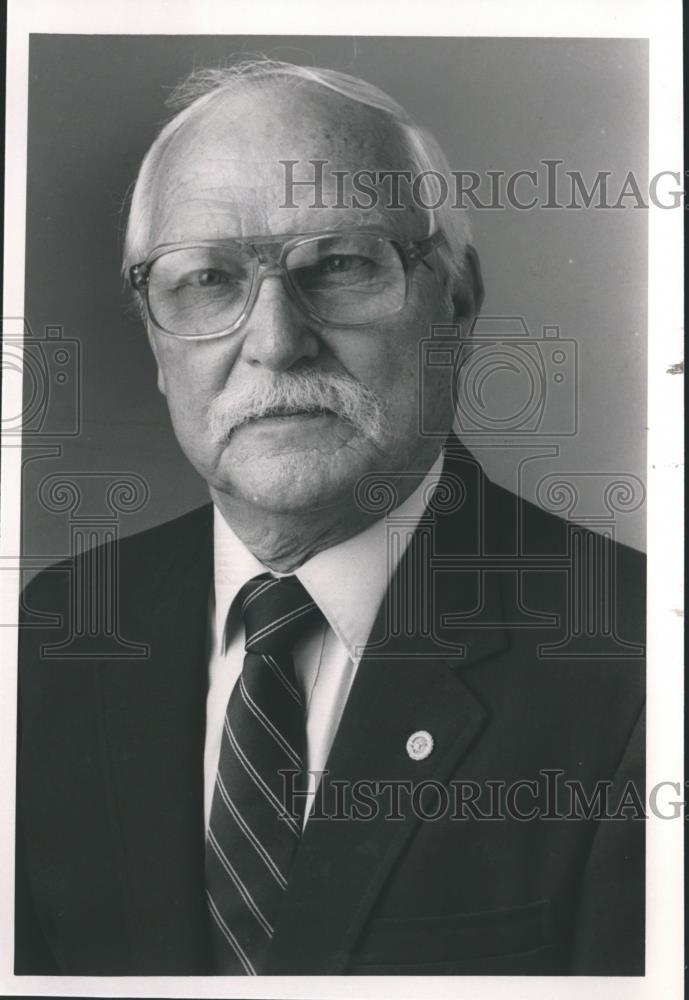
xmin=406 ymin=730 xmax=434 ymax=761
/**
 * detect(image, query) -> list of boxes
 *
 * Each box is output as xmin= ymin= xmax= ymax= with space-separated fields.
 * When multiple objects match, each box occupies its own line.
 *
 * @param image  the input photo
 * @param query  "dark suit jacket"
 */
xmin=15 ymin=444 xmax=645 ymax=975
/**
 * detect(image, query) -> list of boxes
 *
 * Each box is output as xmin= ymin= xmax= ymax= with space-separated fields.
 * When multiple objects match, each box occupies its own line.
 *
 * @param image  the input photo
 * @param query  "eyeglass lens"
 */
xmin=146 ymin=233 xmax=407 ymax=336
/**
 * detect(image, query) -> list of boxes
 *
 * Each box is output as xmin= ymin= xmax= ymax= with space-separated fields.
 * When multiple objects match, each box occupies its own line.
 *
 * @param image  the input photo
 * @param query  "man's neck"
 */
xmin=209 ymin=488 xmax=382 ymax=573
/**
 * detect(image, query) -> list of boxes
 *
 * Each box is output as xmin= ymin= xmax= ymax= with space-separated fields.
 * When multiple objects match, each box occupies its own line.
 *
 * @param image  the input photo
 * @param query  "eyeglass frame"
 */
xmin=129 ymin=227 xmax=447 ymax=341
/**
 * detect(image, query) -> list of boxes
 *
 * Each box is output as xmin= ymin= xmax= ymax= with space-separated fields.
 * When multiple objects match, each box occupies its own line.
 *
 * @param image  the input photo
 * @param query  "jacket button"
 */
xmin=406 ymin=730 xmax=434 ymax=761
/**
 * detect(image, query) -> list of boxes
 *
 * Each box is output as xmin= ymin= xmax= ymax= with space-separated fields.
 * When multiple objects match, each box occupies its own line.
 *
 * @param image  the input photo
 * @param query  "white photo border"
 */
xmin=1 ymin=1 xmax=683 ymax=998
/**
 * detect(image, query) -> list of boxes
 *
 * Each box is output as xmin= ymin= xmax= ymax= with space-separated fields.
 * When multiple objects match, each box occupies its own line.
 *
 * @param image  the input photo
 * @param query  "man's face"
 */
xmin=143 ymin=85 xmax=464 ymax=515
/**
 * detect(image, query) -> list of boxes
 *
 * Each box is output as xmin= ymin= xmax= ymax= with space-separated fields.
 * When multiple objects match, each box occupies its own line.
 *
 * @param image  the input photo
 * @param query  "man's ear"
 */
xmin=145 ymin=327 xmax=167 ymax=396
xmin=450 ymin=245 xmax=485 ymax=322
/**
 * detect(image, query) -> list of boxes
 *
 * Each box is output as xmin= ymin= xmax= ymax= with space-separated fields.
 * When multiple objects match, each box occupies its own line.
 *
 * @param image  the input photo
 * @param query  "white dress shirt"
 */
xmin=204 ymin=453 xmax=444 ymax=829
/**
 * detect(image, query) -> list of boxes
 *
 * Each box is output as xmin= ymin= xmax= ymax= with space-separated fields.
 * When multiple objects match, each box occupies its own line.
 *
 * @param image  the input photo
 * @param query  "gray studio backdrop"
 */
xmin=20 ymin=35 xmax=648 ymax=575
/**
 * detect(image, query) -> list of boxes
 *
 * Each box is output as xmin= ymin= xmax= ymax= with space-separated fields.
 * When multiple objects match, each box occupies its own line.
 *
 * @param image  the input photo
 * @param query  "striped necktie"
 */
xmin=205 ymin=572 xmax=319 ymax=974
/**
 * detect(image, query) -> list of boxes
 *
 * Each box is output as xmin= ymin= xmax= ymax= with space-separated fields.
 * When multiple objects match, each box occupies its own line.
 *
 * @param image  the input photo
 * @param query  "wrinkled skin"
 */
xmin=143 ymin=83 xmax=482 ymax=569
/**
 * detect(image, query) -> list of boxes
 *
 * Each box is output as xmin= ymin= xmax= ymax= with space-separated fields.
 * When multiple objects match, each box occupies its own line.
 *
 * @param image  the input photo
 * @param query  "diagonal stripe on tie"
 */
xmin=239 ymin=672 xmax=302 ymax=766
xmin=206 ymin=573 xmax=320 ymax=974
xmin=223 ymin=715 xmax=300 ymax=835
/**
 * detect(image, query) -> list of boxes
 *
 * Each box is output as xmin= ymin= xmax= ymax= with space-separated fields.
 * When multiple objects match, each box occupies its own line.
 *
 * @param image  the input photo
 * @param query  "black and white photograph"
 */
xmin=0 ymin=1 xmax=683 ymax=997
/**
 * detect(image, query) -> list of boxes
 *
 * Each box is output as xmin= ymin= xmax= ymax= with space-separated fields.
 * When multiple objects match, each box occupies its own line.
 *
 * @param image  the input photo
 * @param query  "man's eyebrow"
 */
xmin=315 ymin=213 xmax=368 ymax=231
xmin=268 ymin=209 xmax=420 ymax=236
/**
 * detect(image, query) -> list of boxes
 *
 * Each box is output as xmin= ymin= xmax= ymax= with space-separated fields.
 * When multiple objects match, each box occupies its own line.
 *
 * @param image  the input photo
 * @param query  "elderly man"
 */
xmin=16 ymin=59 xmax=644 ymax=977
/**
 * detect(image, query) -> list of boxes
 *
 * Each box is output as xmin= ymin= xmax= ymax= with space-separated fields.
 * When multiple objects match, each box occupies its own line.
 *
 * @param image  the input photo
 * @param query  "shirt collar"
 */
xmin=213 ymin=452 xmax=444 ymax=663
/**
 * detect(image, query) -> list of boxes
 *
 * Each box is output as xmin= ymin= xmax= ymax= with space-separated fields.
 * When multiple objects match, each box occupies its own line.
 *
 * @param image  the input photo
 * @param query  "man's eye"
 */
xmin=193 ymin=268 xmax=230 ymax=287
xmin=321 ymin=254 xmax=370 ymax=273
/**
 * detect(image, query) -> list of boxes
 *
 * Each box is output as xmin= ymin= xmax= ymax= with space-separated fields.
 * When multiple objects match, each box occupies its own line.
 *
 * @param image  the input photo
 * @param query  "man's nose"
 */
xmin=239 ymin=274 xmax=320 ymax=371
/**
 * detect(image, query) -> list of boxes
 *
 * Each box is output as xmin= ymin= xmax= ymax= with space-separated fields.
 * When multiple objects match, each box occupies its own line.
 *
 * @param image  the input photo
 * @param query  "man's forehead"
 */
xmin=163 ymin=82 xmax=404 ymax=166
xmin=149 ymin=83 xmax=427 ymax=245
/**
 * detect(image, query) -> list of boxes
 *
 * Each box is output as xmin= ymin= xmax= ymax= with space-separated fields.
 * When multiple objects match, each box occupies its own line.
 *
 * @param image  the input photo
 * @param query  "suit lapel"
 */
xmin=267 ymin=450 xmax=510 ymax=974
xmin=265 ymin=654 xmax=489 ymax=974
xmin=98 ymin=506 xmax=214 ymax=973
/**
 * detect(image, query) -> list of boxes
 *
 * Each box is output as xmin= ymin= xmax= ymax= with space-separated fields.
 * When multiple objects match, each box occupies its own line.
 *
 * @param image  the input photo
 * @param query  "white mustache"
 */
xmin=206 ymin=370 xmax=389 ymax=443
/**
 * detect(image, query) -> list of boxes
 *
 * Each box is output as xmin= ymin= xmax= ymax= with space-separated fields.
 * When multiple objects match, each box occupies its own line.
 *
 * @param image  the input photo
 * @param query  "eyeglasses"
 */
xmin=129 ymin=228 xmax=446 ymax=340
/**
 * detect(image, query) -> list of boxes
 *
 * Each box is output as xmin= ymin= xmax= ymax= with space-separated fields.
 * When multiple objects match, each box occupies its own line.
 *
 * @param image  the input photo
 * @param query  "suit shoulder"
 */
xmin=22 ymin=503 xmax=213 ymax=609
xmin=487 ymin=478 xmax=645 ymax=561
xmin=484 ymin=478 xmax=645 ymax=647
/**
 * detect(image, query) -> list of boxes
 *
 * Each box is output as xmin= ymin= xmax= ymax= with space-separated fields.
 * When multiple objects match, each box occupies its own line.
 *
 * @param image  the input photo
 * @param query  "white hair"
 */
xmin=122 ymin=57 xmax=473 ymax=291
xmin=206 ymin=367 xmax=389 ymax=445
